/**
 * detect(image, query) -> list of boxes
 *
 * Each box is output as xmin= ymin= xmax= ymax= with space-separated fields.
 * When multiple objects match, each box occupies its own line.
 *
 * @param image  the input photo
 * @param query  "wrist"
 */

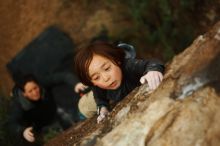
xmin=97 ymin=106 xmax=108 ymax=115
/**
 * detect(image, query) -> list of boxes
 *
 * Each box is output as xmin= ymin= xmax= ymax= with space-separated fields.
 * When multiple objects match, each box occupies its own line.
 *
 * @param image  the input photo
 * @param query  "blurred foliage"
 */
xmin=116 ymin=0 xmax=196 ymax=60
xmin=59 ymin=0 xmax=219 ymax=61
xmin=106 ymin=0 xmax=219 ymax=61
xmin=0 ymin=93 xmax=13 ymax=146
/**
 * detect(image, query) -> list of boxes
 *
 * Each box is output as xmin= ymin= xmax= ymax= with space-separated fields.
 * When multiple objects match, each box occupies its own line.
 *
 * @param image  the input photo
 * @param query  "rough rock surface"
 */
xmin=46 ymin=21 xmax=220 ymax=146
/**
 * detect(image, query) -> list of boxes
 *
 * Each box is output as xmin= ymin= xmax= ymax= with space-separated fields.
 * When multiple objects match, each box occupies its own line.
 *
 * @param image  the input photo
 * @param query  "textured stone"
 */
xmin=46 ymin=21 xmax=220 ymax=146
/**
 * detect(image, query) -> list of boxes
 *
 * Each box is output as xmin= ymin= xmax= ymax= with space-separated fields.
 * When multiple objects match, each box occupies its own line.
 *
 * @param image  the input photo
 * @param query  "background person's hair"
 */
xmin=15 ymin=74 xmax=39 ymax=92
xmin=74 ymin=42 xmax=125 ymax=86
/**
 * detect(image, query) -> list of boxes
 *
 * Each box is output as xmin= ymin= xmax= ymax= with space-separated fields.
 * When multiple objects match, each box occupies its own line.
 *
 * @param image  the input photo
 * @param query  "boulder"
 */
xmin=46 ymin=21 xmax=220 ymax=146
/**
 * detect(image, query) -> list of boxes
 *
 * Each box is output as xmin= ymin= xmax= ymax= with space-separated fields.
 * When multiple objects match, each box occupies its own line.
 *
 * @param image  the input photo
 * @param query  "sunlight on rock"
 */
xmin=114 ymin=106 xmax=130 ymax=124
xmin=178 ymin=77 xmax=208 ymax=99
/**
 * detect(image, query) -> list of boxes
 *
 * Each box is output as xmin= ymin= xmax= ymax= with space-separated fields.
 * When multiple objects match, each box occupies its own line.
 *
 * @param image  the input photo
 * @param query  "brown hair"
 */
xmin=74 ymin=42 xmax=125 ymax=86
xmin=15 ymin=74 xmax=40 ymax=92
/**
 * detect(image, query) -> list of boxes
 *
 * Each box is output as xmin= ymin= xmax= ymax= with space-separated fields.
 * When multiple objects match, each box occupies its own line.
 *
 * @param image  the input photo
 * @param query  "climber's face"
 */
xmin=23 ymin=81 xmax=41 ymax=101
xmin=89 ymin=54 xmax=122 ymax=90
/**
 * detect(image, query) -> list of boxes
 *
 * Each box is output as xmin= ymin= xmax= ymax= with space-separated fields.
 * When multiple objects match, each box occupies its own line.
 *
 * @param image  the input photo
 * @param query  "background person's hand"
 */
xmin=74 ymin=82 xmax=88 ymax=93
xmin=140 ymin=71 xmax=163 ymax=90
xmin=23 ymin=127 xmax=35 ymax=142
xmin=97 ymin=106 xmax=109 ymax=124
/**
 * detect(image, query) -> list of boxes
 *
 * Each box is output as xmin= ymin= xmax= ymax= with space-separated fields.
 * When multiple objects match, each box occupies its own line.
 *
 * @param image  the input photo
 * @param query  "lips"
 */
xmin=109 ymin=81 xmax=117 ymax=88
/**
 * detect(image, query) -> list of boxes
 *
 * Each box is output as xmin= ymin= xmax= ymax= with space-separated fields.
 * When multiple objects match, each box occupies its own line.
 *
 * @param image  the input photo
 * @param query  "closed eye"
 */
xmin=105 ymin=65 xmax=111 ymax=71
xmin=93 ymin=76 xmax=100 ymax=81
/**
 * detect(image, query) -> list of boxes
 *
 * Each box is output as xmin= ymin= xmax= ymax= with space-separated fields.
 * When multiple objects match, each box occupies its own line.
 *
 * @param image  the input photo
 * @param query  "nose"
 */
xmin=102 ymin=73 xmax=110 ymax=82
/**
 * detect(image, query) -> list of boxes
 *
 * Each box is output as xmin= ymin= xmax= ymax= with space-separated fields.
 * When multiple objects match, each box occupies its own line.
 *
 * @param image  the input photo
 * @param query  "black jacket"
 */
xmin=7 ymin=87 xmax=57 ymax=139
xmin=92 ymin=58 xmax=165 ymax=108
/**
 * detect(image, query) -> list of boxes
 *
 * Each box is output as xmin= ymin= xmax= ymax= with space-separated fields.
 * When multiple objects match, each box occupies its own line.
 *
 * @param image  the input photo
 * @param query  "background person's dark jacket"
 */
xmin=7 ymin=87 xmax=57 ymax=140
xmin=92 ymin=58 xmax=165 ymax=108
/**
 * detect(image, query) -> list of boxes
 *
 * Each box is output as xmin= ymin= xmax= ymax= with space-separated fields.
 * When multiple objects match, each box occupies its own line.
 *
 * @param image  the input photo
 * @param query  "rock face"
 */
xmin=46 ymin=21 xmax=220 ymax=146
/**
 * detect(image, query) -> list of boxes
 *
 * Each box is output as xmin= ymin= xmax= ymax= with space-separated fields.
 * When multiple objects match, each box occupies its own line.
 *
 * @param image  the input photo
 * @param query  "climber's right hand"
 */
xmin=140 ymin=71 xmax=163 ymax=90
